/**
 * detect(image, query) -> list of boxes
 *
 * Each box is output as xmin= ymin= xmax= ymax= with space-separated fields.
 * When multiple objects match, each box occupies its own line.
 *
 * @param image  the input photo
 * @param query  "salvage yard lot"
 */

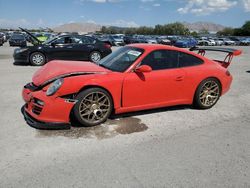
xmin=0 ymin=43 xmax=250 ymax=187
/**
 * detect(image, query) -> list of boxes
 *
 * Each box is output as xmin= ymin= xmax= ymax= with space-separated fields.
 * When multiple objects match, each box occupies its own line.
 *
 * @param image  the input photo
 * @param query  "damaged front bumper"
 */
xmin=21 ymin=83 xmax=76 ymax=130
xmin=21 ymin=106 xmax=71 ymax=130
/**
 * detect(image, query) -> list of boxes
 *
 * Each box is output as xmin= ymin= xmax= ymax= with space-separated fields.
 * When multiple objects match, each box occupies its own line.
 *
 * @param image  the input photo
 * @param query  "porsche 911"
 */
xmin=21 ymin=44 xmax=242 ymax=129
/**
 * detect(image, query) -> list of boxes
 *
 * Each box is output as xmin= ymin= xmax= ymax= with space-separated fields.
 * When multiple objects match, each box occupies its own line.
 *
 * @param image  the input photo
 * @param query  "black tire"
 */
xmin=89 ymin=51 xmax=102 ymax=63
xmin=73 ymin=88 xmax=113 ymax=127
xmin=193 ymin=78 xmax=221 ymax=109
xmin=30 ymin=52 xmax=46 ymax=66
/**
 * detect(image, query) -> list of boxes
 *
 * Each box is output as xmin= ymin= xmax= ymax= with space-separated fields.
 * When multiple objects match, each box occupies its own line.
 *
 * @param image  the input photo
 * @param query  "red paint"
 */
xmin=22 ymin=44 xmax=240 ymax=125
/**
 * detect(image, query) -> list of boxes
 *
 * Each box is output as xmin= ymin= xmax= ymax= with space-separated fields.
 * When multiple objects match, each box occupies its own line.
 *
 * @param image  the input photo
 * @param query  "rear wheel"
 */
xmin=73 ymin=88 xmax=113 ymax=127
xmin=89 ymin=51 xmax=101 ymax=63
xmin=194 ymin=78 xmax=221 ymax=109
xmin=30 ymin=52 xmax=46 ymax=66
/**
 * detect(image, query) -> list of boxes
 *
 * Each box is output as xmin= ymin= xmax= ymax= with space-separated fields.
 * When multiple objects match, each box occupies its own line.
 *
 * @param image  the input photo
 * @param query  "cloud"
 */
xmin=139 ymin=5 xmax=152 ymax=11
xmin=79 ymin=0 xmax=122 ymax=3
xmin=140 ymin=0 xmax=156 ymax=2
xmin=104 ymin=19 xmax=139 ymax=27
xmin=177 ymin=0 xmax=237 ymax=15
xmin=153 ymin=3 xmax=160 ymax=6
xmin=242 ymin=0 xmax=250 ymax=11
xmin=0 ymin=18 xmax=50 ymax=29
xmin=0 ymin=18 xmax=30 ymax=28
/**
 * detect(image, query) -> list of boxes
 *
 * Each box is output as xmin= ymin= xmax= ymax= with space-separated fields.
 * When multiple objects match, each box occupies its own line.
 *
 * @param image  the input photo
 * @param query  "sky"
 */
xmin=0 ymin=0 xmax=250 ymax=29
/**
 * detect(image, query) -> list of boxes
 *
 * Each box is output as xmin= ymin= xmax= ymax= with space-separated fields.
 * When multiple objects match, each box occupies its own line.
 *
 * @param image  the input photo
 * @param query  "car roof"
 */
xmin=128 ymin=43 xmax=181 ymax=51
xmin=127 ymin=44 xmax=206 ymax=60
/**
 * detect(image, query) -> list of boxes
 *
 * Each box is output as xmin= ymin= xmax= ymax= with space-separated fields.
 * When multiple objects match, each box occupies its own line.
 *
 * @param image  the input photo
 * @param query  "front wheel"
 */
xmin=89 ymin=51 xmax=102 ymax=63
xmin=193 ymin=78 xmax=221 ymax=109
xmin=30 ymin=52 xmax=46 ymax=66
xmin=73 ymin=88 xmax=113 ymax=127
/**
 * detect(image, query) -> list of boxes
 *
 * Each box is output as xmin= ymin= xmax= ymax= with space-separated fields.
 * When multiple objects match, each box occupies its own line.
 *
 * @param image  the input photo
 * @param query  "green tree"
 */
xmin=199 ymin=29 xmax=209 ymax=35
xmin=190 ymin=31 xmax=198 ymax=37
xmin=241 ymin=20 xmax=250 ymax=35
xmin=217 ymin=27 xmax=235 ymax=36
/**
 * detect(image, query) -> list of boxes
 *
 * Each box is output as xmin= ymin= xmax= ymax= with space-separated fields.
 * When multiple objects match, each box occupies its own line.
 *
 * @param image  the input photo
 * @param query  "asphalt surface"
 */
xmin=0 ymin=43 xmax=250 ymax=188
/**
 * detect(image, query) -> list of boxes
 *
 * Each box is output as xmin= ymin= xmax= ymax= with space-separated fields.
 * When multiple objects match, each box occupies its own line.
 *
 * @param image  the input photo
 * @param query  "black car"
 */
xmin=14 ymin=28 xmax=112 ymax=66
xmin=123 ymin=35 xmax=147 ymax=44
xmin=0 ymin=33 xmax=4 ymax=46
xmin=9 ymin=33 xmax=27 ymax=47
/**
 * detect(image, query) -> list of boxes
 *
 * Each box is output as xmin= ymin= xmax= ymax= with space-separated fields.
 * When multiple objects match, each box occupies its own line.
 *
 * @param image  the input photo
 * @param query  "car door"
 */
xmin=46 ymin=36 xmax=75 ymax=60
xmin=71 ymin=36 xmax=96 ymax=61
xmin=177 ymin=51 xmax=205 ymax=101
xmin=122 ymin=49 xmax=187 ymax=108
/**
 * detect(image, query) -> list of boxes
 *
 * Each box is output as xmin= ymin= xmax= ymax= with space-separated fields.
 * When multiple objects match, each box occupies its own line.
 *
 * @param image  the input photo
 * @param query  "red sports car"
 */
xmin=21 ymin=44 xmax=242 ymax=129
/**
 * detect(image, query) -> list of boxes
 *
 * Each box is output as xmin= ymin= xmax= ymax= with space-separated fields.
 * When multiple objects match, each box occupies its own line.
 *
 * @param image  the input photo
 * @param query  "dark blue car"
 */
xmin=174 ymin=38 xmax=197 ymax=48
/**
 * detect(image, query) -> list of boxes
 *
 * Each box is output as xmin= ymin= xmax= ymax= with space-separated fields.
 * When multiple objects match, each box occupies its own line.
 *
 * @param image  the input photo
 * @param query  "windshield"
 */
xmin=43 ymin=36 xmax=59 ymax=44
xmin=11 ymin=34 xmax=25 ymax=40
xmin=112 ymin=35 xmax=122 ymax=39
xmin=98 ymin=46 xmax=144 ymax=72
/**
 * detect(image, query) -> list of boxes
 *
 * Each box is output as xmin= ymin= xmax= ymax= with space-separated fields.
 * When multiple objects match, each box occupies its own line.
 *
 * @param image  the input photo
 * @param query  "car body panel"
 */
xmin=32 ymin=60 xmax=111 ymax=86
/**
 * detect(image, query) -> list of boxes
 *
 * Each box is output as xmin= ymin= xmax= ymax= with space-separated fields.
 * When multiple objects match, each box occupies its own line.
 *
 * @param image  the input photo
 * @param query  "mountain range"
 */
xmin=53 ymin=21 xmax=226 ymax=34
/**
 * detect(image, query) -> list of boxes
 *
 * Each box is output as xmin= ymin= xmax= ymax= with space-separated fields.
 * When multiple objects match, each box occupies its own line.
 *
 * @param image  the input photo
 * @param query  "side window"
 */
xmin=81 ymin=37 xmax=95 ymax=44
xmin=71 ymin=36 xmax=82 ymax=44
xmin=53 ymin=37 xmax=65 ymax=44
xmin=141 ymin=50 xmax=178 ymax=70
xmin=53 ymin=37 xmax=72 ymax=44
xmin=178 ymin=52 xmax=203 ymax=67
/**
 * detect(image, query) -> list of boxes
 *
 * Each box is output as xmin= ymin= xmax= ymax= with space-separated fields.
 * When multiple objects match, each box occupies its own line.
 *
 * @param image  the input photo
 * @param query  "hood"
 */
xmin=19 ymin=27 xmax=41 ymax=45
xmin=32 ymin=60 xmax=110 ymax=86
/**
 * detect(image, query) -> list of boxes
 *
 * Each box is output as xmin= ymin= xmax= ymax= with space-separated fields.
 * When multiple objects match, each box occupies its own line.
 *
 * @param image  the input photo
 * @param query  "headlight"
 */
xmin=46 ymin=78 xmax=64 ymax=96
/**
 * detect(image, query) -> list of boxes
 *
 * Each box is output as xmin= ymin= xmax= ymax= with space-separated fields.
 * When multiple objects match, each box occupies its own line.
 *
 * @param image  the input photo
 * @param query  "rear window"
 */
xmin=11 ymin=34 xmax=25 ymax=40
xmin=178 ymin=52 xmax=203 ymax=67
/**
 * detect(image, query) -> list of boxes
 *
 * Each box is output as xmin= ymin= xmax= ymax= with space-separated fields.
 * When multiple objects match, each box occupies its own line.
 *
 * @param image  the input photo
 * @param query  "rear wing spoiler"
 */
xmin=190 ymin=47 xmax=242 ymax=68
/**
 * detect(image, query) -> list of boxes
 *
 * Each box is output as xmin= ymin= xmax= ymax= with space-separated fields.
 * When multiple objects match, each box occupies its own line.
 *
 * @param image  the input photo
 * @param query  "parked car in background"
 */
xmin=240 ymin=38 xmax=250 ymax=45
xmin=0 ymin=32 xmax=8 ymax=42
xmin=9 ymin=33 xmax=27 ymax=47
xmin=157 ymin=36 xmax=172 ymax=45
xmin=111 ymin=35 xmax=125 ymax=46
xmin=197 ymin=39 xmax=213 ymax=46
xmin=174 ymin=38 xmax=197 ymax=48
xmin=0 ymin=33 xmax=4 ymax=46
xmin=123 ymin=35 xmax=137 ymax=44
xmin=214 ymin=38 xmax=223 ymax=46
xmin=229 ymin=37 xmax=242 ymax=45
xmin=123 ymin=35 xmax=147 ymax=44
xmin=95 ymin=35 xmax=124 ymax=46
xmin=13 ymin=28 xmax=112 ymax=66
xmin=208 ymin=39 xmax=216 ymax=46
xmin=218 ymin=38 xmax=236 ymax=45
xmin=144 ymin=36 xmax=158 ymax=44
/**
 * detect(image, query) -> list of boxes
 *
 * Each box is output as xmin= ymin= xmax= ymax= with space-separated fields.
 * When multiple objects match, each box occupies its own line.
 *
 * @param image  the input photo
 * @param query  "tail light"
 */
xmin=104 ymin=43 xmax=111 ymax=49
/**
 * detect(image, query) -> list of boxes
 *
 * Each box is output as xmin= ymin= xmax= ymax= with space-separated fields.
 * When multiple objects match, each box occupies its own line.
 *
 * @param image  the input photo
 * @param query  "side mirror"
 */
xmin=51 ymin=42 xmax=56 ymax=47
xmin=135 ymin=65 xmax=152 ymax=73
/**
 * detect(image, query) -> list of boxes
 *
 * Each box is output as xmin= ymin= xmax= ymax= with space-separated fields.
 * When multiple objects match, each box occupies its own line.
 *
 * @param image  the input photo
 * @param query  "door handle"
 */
xmin=66 ymin=46 xmax=73 ymax=48
xmin=175 ymin=76 xmax=184 ymax=81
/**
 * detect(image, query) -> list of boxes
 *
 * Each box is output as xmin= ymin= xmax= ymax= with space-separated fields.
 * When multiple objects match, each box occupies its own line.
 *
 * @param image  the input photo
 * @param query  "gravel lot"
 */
xmin=0 ymin=43 xmax=250 ymax=188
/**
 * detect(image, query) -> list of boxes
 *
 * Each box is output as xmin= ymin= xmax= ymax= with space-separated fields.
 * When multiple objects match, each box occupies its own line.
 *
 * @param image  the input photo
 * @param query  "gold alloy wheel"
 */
xmin=199 ymin=80 xmax=220 ymax=107
xmin=78 ymin=91 xmax=110 ymax=123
